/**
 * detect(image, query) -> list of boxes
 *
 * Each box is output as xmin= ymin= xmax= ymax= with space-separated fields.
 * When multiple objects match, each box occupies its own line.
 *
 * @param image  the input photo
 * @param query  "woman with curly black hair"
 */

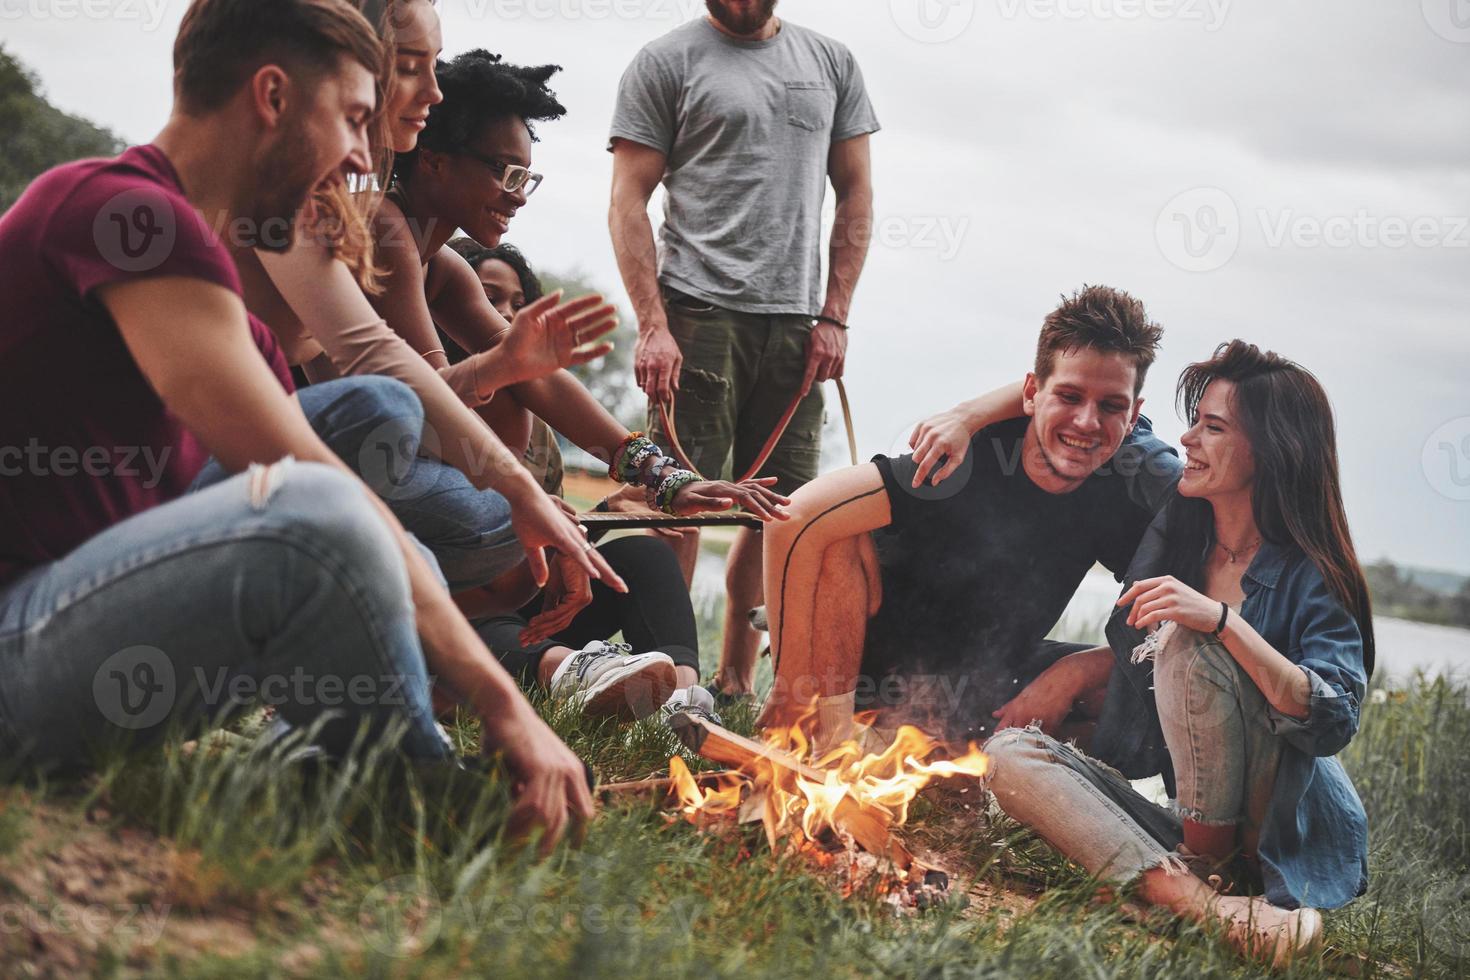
xmin=370 ymin=49 xmax=789 ymax=721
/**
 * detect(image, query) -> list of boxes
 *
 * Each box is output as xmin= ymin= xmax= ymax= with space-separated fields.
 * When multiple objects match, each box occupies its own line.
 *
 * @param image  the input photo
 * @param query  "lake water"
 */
xmin=1060 ymin=570 xmax=1469 ymax=682
xmin=693 ymin=553 xmax=1470 ymax=684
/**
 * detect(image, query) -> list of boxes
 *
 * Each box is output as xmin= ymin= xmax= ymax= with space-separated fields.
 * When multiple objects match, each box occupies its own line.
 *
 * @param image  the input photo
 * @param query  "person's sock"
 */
xmin=547 ymin=653 xmax=578 ymax=692
xmin=812 ymin=691 xmax=858 ymax=756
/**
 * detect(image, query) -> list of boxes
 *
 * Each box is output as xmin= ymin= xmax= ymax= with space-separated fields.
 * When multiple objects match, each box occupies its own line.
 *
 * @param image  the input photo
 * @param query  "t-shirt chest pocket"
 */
xmin=784 ymin=81 xmax=835 ymax=133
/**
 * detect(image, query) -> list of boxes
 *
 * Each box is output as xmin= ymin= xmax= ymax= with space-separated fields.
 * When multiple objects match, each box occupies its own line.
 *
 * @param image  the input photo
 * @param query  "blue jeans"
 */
xmin=193 ymin=377 xmax=524 ymax=592
xmin=0 ymin=460 xmax=454 ymax=767
xmin=984 ymin=632 xmax=1280 ymax=889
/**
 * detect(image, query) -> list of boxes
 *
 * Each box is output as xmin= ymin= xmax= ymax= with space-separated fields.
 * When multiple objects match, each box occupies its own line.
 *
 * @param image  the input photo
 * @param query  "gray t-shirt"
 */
xmin=610 ymin=18 xmax=880 ymax=316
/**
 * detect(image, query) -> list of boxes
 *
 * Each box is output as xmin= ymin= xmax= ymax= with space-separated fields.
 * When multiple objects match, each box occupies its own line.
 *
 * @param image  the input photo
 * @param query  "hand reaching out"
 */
xmin=520 ymin=549 xmax=595 ymax=645
xmin=497 ymin=291 xmax=619 ymax=387
xmin=669 ymin=476 xmax=790 ymax=521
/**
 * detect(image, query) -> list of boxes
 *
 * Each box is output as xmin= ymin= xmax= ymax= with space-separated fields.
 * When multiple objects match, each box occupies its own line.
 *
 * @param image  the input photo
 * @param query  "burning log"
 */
xmin=597 ymin=770 xmax=747 ymax=800
xmin=665 ymin=711 xmax=986 ymax=875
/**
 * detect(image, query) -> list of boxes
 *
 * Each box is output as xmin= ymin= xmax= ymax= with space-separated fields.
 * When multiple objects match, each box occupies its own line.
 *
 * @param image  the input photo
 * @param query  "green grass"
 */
xmin=2 ymin=606 xmax=1467 ymax=976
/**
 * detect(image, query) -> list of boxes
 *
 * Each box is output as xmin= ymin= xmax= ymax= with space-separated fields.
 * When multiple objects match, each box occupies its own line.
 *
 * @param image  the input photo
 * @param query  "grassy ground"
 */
xmin=2 ymin=551 xmax=1467 ymax=976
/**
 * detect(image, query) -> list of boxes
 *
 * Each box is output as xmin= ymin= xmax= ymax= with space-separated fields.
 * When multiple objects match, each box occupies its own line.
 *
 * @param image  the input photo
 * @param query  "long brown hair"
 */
xmin=305 ymin=0 xmax=434 ymax=293
xmin=1169 ymin=340 xmax=1375 ymax=674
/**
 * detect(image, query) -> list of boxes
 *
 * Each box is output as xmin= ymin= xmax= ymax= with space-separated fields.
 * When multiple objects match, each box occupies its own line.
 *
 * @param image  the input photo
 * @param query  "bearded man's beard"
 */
xmin=706 ymin=0 xmax=778 ymax=35
xmin=250 ymin=136 xmax=325 ymax=253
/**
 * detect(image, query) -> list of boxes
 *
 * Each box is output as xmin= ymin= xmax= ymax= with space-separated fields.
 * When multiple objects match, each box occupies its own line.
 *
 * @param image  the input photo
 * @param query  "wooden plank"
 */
xmin=578 ymin=512 xmax=763 ymax=530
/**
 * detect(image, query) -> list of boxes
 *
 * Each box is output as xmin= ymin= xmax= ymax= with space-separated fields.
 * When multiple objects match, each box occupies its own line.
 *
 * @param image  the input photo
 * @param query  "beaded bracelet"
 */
xmin=652 ymin=468 xmax=699 ymax=515
xmin=609 ymin=432 xmax=659 ymax=484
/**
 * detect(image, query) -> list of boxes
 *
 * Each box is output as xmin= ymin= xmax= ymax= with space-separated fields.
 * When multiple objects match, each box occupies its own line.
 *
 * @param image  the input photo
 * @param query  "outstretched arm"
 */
xmin=907 ymin=381 xmax=1027 ymax=487
xmin=102 ymin=275 xmax=594 ymax=850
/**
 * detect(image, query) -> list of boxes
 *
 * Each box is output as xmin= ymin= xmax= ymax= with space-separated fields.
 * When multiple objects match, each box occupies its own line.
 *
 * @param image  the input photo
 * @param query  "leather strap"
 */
xmin=656 ymin=378 xmax=858 ymax=483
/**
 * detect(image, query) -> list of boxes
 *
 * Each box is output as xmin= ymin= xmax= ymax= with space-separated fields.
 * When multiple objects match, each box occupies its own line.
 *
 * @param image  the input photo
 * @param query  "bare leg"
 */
xmin=714 ymin=527 xmax=765 ymax=695
xmin=756 ymin=465 xmax=891 ymax=734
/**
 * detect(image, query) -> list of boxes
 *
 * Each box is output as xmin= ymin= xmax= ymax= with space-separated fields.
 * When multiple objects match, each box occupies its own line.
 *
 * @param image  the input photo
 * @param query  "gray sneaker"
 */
xmin=661 ymin=685 xmax=724 ymax=730
xmin=550 ymin=641 xmax=678 ymax=721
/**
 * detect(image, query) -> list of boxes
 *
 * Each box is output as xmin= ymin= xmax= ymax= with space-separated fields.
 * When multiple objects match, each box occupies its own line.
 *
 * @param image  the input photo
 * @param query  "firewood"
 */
xmin=598 ymin=770 xmax=746 ymax=799
xmin=667 ymin=711 xmax=920 ymax=871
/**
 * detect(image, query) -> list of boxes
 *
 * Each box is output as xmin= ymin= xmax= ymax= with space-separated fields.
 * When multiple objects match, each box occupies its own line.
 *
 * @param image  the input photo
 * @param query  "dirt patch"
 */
xmin=0 ymin=789 xmax=350 ymax=977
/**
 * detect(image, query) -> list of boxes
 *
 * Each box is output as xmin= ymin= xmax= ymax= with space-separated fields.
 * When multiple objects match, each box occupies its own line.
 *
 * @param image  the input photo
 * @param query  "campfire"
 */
xmin=659 ymin=710 xmax=988 ymax=908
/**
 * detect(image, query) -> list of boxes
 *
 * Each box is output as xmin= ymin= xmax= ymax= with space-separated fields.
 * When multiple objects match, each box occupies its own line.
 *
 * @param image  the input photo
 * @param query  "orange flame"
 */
xmin=667 ymin=712 xmax=988 ymax=869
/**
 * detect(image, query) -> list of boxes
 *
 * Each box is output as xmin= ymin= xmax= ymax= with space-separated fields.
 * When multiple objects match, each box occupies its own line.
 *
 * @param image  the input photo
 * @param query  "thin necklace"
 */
xmin=1216 ymin=536 xmax=1262 ymax=564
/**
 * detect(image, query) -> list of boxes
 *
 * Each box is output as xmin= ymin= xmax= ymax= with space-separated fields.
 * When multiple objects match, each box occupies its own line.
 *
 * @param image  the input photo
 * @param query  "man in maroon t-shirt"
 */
xmin=0 ymin=0 xmax=593 ymax=847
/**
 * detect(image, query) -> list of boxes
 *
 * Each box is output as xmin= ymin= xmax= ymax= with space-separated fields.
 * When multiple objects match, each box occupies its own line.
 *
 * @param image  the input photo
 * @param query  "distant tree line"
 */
xmin=1 ymin=46 xmax=124 ymax=211
xmin=1365 ymin=559 xmax=1470 ymax=628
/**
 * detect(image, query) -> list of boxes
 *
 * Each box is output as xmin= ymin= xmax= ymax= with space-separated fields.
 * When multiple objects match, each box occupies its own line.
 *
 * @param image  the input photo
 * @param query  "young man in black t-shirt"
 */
xmin=758 ymin=286 xmax=1181 ymax=750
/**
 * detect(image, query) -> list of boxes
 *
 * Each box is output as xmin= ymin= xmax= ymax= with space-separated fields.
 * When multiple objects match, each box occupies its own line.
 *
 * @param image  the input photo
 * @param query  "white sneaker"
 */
xmin=549 ymin=641 xmax=677 ymax=721
xmin=661 ymin=685 xmax=723 ymax=728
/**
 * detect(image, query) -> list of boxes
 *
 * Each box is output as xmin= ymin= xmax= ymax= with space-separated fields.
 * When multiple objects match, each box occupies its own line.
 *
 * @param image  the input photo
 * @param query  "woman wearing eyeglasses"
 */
xmin=224 ymin=0 xmax=635 ymax=606
xmin=369 ymin=48 xmax=791 ymax=710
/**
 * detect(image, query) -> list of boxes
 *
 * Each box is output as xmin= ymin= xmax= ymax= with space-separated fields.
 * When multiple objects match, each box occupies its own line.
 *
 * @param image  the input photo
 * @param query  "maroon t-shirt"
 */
xmin=0 ymin=145 xmax=294 ymax=587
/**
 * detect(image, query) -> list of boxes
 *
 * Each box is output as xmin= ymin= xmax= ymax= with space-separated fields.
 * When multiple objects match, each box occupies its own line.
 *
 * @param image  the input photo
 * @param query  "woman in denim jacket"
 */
xmin=985 ymin=341 xmax=1373 ymax=968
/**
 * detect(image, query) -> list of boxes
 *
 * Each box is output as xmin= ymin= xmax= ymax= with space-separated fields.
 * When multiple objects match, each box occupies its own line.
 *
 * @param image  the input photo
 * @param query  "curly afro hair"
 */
xmin=445 ymin=238 xmax=544 ymax=304
xmin=394 ymin=48 xmax=565 ymax=184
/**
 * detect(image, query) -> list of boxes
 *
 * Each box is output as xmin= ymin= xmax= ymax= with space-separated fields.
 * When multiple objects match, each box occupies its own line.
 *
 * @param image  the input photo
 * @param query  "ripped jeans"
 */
xmin=0 ymin=461 xmax=453 ymax=768
xmin=983 ymin=631 xmax=1282 ymax=890
xmin=193 ymin=377 xmax=524 ymax=592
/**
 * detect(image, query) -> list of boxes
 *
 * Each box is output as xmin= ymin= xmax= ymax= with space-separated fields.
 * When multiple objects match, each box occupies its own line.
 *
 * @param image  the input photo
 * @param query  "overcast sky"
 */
xmin=7 ymin=0 xmax=1468 ymax=573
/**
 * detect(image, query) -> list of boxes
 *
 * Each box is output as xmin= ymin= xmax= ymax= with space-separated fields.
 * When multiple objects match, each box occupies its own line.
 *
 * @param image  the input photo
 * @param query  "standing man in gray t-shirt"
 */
xmin=609 ymin=0 xmax=879 ymax=702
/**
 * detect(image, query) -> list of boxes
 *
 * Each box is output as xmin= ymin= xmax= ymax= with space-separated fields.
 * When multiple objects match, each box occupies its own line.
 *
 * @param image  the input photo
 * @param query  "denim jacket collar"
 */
xmin=1242 ymin=538 xmax=1293 ymax=593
